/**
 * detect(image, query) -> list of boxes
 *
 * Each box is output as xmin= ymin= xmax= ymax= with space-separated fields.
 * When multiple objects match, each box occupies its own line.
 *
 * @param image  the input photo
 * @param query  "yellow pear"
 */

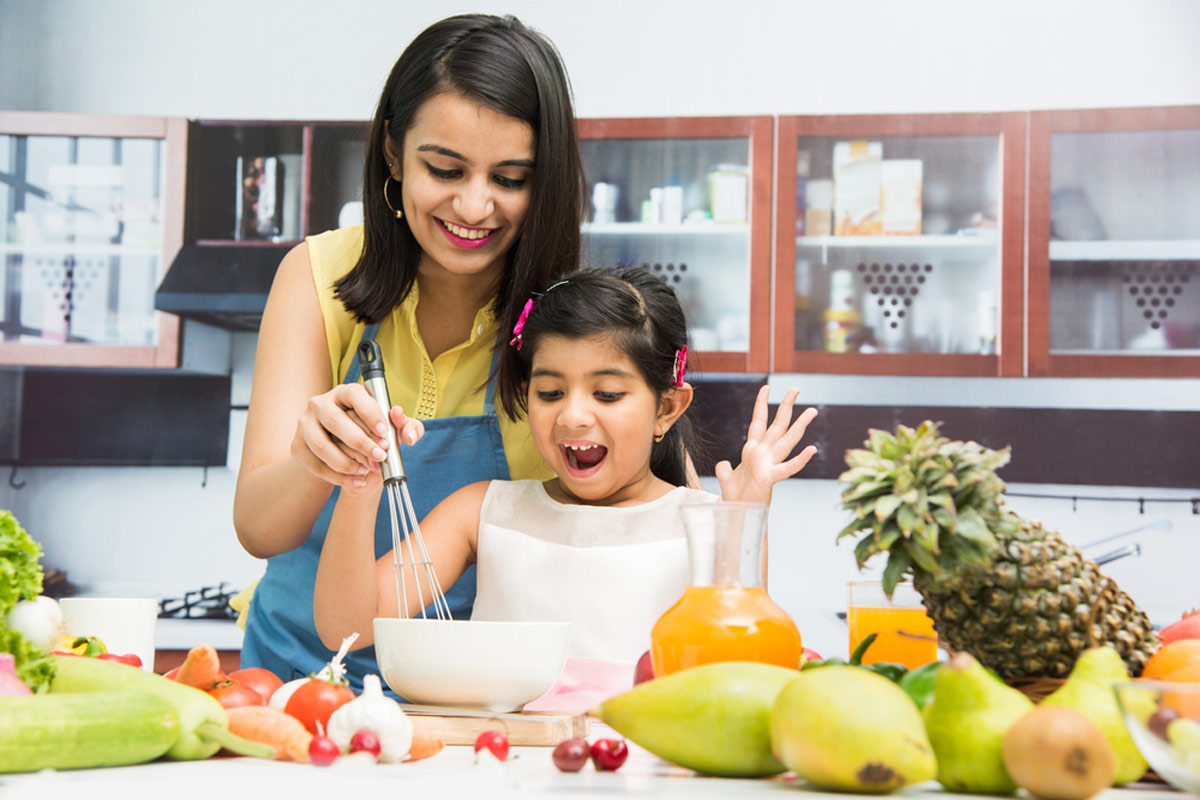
xmin=923 ymin=651 xmax=1034 ymax=794
xmin=770 ymin=665 xmax=936 ymax=793
xmin=1041 ymin=646 xmax=1147 ymax=785
xmin=593 ymin=661 xmax=797 ymax=777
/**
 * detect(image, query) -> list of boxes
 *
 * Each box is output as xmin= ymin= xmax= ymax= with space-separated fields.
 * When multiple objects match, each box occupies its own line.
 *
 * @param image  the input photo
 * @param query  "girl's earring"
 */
xmin=654 ymin=431 xmax=665 ymax=443
xmin=383 ymin=175 xmax=403 ymax=220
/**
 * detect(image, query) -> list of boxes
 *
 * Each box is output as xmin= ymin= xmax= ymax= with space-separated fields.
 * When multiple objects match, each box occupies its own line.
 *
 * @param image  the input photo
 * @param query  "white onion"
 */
xmin=269 ymin=676 xmax=310 ymax=711
xmin=5 ymin=596 xmax=66 ymax=653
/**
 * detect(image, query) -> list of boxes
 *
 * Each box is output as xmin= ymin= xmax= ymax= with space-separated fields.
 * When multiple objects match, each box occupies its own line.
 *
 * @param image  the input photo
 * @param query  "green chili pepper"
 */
xmin=799 ymin=634 xmax=909 ymax=683
xmin=897 ymin=661 xmax=940 ymax=708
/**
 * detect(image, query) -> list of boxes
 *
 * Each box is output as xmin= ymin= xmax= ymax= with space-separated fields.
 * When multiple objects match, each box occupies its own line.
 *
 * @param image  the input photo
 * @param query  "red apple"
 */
xmin=590 ymin=738 xmax=629 ymax=771
xmin=633 ymin=650 xmax=655 ymax=685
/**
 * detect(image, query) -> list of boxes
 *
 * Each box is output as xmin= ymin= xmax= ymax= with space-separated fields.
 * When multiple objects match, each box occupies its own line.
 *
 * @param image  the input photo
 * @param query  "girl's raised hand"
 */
xmin=290 ymin=383 xmax=425 ymax=488
xmin=715 ymin=386 xmax=817 ymax=505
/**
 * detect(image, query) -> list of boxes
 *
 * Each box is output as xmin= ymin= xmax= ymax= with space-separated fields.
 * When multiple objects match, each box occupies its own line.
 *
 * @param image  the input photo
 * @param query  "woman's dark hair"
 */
xmin=502 ymin=266 xmax=698 ymax=487
xmin=335 ymin=14 xmax=586 ymax=383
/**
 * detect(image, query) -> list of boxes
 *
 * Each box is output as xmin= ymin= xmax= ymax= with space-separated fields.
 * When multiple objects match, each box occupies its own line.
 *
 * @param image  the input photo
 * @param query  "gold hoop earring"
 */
xmin=654 ymin=432 xmax=665 ymax=443
xmin=383 ymin=176 xmax=403 ymax=220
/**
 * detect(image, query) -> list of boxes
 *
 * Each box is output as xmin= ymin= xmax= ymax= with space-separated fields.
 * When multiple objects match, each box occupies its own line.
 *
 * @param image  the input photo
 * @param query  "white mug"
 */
xmin=59 ymin=597 xmax=159 ymax=672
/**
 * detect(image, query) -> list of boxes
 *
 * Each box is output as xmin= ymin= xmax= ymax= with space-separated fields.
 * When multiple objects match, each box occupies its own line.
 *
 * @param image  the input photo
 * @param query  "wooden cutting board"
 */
xmin=404 ymin=704 xmax=590 ymax=746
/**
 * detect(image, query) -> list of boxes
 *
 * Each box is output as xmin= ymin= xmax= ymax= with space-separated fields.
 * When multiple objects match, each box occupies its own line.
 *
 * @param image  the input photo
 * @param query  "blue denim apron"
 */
xmin=241 ymin=323 xmax=510 ymax=688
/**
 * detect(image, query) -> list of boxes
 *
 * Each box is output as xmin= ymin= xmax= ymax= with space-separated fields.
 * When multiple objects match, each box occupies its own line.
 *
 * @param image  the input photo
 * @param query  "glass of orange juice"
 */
xmin=650 ymin=502 xmax=802 ymax=677
xmin=846 ymin=580 xmax=937 ymax=669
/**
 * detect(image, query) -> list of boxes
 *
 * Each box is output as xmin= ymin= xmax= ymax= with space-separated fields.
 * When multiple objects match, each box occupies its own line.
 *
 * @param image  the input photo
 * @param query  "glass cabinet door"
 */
xmin=0 ymin=113 xmax=185 ymax=367
xmin=578 ymin=117 xmax=772 ymax=373
xmin=774 ymin=114 xmax=1025 ymax=376
xmin=1029 ymin=107 xmax=1200 ymax=377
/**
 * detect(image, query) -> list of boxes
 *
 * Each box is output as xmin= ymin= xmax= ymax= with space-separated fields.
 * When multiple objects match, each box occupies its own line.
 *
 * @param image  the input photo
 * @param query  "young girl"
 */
xmin=313 ymin=267 xmax=818 ymax=668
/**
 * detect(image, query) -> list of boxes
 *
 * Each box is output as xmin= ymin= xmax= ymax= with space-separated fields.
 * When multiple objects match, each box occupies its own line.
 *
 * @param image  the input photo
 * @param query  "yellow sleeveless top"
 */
xmin=306 ymin=225 xmax=551 ymax=482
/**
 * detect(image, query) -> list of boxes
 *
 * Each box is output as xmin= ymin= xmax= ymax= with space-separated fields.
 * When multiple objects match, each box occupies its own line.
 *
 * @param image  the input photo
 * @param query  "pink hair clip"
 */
xmin=672 ymin=345 xmax=688 ymax=386
xmin=510 ymin=298 xmax=534 ymax=349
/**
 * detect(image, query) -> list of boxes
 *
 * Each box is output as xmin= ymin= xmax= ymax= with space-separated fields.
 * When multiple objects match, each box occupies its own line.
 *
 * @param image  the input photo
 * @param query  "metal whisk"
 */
xmin=356 ymin=340 xmax=453 ymax=620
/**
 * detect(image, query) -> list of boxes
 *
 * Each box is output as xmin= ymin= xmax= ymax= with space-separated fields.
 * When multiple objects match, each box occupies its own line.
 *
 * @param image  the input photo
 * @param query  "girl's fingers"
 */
xmin=776 ymin=445 xmax=818 ymax=479
xmin=766 ymin=388 xmax=800 ymax=438
xmin=319 ymin=387 xmax=389 ymax=463
xmin=714 ymin=460 xmax=734 ymax=482
xmin=745 ymin=385 xmax=770 ymax=443
xmin=777 ymin=406 xmax=819 ymax=453
xmin=390 ymin=406 xmax=425 ymax=445
xmin=292 ymin=425 xmax=368 ymax=485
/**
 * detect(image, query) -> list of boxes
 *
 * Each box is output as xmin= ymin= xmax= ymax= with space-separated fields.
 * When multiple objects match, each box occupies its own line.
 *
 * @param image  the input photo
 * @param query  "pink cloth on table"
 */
xmin=523 ymin=657 xmax=635 ymax=713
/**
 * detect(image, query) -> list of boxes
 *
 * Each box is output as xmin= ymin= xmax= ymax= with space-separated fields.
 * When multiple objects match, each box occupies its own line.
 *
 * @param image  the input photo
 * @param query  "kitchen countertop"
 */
xmin=0 ymin=733 xmax=1185 ymax=800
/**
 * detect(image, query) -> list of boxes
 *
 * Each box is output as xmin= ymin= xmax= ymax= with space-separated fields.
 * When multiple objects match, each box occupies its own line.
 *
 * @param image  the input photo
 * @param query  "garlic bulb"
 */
xmin=326 ymin=674 xmax=413 ymax=763
xmin=5 ymin=595 xmax=66 ymax=653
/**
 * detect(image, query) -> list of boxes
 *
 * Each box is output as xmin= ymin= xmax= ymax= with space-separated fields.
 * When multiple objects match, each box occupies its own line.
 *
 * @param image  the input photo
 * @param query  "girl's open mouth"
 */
xmin=438 ymin=218 xmax=498 ymax=249
xmin=561 ymin=443 xmax=607 ymax=476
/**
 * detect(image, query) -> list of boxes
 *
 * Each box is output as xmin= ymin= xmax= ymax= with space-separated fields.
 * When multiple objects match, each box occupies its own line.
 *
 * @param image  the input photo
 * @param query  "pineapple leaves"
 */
xmin=874 ymin=494 xmax=903 ymax=522
xmin=854 ymin=525 xmax=902 ymax=567
xmin=836 ymin=517 xmax=868 ymax=542
xmin=842 ymin=480 xmax=890 ymax=503
xmin=904 ymin=538 xmax=942 ymax=574
xmin=953 ymin=508 xmax=997 ymax=548
xmin=897 ymin=503 xmax=922 ymax=538
xmin=882 ymin=549 xmax=913 ymax=596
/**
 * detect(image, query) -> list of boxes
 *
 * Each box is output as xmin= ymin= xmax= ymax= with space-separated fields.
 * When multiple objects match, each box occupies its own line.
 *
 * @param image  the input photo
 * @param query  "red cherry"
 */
xmin=308 ymin=734 xmax=340 ymax=766
xmin=474 ymin=729 xmax=509 ymax=762
xmin=590 ymin=738 xmax=629 ymax=771
xmin=349 ymin=729 xmax=382 ymax=757
xmin=551 ymin=737 xmax=590 ymax=772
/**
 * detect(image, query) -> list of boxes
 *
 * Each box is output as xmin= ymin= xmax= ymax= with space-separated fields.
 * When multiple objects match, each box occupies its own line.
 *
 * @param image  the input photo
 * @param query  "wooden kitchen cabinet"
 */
xmin=1028 ymin=105 xmax=1200 ymax=377
xmin=772 ymin=112 xmax=1026 ymax=377
xmin=0 ymin=111 xmax=186 ymax=367
xmin=578 ymin=117 xmax=774 ymax=374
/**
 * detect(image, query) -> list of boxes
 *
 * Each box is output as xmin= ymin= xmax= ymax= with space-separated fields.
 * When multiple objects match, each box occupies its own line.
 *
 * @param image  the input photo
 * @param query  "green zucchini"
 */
xmin=49 ymin=655 xmax=273 ymax=761
xmin=0 ymin=690 xmax=180 ymax=773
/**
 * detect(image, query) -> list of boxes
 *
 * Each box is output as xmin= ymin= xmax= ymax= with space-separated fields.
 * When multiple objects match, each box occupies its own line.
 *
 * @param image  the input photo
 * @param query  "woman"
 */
xmin=233 ymin=13 xmax=586 ymax=685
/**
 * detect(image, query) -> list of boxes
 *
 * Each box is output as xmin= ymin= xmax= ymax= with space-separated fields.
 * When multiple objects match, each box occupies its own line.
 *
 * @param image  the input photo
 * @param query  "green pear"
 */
xmin=593 ymin=661 xmax=798 ymax=777
xmin=923 ymin=651 xmax=1034 ymax=794
xmin=1042 ymin=646 xmax=1148 ymax=785
xmin=770 ymin=665 xmax=937 ymax=793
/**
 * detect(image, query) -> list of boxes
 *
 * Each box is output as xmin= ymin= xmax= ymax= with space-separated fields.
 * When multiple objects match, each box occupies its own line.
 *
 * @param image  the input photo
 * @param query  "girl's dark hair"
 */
xmin=502 ymin=266 xmax=697 ymax=487
xmin=335 ymin=14 xmax=586 ymax=384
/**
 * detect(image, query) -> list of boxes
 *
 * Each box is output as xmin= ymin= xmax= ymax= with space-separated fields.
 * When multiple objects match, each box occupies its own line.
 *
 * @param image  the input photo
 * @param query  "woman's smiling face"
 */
xmin=386 ymin=92 xmax=535 ymax=283
xmin=527 ymin=333 xmax=671 ymax=507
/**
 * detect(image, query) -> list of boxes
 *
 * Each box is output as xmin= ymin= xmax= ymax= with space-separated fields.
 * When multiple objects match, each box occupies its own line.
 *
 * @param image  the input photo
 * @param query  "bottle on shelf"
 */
xmin=824 ymin=268 xmax=861 ymax=353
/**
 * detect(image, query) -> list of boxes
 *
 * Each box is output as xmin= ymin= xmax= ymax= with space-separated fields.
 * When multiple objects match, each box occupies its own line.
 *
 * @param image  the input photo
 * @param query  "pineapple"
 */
xmin=837 ymin=421 xmax=1158 ymax=680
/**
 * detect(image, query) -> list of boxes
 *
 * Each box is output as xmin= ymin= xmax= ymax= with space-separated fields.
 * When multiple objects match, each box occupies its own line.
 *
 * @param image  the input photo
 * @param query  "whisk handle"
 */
xmin=356 ymin=340 xmax=405 ymax=483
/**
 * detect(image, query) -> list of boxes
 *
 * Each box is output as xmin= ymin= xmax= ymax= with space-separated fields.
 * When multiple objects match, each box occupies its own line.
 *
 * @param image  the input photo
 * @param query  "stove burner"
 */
xmin=159 ymin=582 xmax=240 ymax=620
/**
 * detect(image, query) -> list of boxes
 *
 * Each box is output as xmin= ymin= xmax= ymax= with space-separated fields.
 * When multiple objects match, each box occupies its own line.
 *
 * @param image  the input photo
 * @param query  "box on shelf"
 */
xmin=804 ymin=179 xmax=833 ymax=236
xmin=881 ymin=159 xmax=923 ymax=235
xmin=833 ymin=140 xmax=882 ymax=236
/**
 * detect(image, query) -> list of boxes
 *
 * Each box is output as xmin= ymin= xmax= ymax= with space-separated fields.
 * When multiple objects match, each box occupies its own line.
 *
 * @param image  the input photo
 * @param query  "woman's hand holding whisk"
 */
xmin=291 ymin=383 xmax=425 ymax=488
xmin=715 ymin=386 xmax=818 ymax=505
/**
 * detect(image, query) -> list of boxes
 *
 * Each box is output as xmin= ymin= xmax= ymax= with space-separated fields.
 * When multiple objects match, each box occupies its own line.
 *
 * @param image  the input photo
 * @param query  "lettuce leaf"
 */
xmin=1 ymin=510 xmax=52 ymax=692
xmin=1 ymin=509 xmax=43 ymax=619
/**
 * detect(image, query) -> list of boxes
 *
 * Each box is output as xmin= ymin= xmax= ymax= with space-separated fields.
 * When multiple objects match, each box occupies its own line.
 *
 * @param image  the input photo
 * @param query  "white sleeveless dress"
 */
xmin=471 ymin=479 xmax=717 ymax=662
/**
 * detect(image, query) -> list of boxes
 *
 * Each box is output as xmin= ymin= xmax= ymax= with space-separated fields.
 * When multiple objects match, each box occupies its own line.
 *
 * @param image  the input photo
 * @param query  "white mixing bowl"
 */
xmin=373 ymin=618 xmax=571 ymax=712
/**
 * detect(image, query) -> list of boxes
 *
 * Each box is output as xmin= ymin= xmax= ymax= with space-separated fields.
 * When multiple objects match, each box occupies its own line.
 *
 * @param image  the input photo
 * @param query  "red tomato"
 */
xmin=284 ymin=679 xmax=355 ymax=734
xmin=208 ymin=679 xmax=266 ymax=709
xmin=97 ymin=653 xmax=143 ymax=668
xmin=162 ymin=665 xmax=182 ymax=681
xmin=227 ymin=667 xmax=284 ymax=704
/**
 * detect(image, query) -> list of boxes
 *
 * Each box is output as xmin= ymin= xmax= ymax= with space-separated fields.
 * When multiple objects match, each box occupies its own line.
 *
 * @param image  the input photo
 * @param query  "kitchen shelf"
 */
xmin=1049 ymin=239 xmax=1200 ymax=261
xmin=774 ymin=112 xmax=1026 ymax=376
xmin=579 ymin=115 xmax=773 ymax=374
xmin=583 ymin=222 xmax=749 ymax=236
xmin=1029 ymin=106 xmax=1200 ymax=377
xmin=796 ymin=233 xmax=996 ymax=249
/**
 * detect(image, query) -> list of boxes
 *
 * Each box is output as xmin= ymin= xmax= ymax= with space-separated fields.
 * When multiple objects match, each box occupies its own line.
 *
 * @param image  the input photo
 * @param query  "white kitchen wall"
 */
xmin=1 ymin=0 xmax=1197 ymax=657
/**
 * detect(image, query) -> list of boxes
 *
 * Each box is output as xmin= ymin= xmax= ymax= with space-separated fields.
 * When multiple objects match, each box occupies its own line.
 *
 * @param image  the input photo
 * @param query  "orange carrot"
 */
xmin=226 ymin=704 xmax=314 ymax=762
xmin=406 ymin=727 xmax=444 ymax=762
xmin=174 ymin=643 xmax=226 ymax=689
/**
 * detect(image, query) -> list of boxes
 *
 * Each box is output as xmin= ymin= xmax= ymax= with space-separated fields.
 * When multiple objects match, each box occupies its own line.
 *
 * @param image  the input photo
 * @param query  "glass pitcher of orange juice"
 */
xmin=650 ymin=501 xmax=802 ymax=677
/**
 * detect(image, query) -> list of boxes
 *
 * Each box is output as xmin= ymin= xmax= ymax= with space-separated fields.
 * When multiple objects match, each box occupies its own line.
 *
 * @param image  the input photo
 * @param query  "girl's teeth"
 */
xmin=444 ymin=221 xmax=490 ymax=240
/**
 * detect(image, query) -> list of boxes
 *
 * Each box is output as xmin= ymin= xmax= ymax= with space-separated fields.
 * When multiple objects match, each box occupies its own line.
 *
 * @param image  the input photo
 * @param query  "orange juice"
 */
xmin=650 ymin=585 xmax=802 ymax=677
xmin=847 ymin=605 xmax=937 ymax=669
